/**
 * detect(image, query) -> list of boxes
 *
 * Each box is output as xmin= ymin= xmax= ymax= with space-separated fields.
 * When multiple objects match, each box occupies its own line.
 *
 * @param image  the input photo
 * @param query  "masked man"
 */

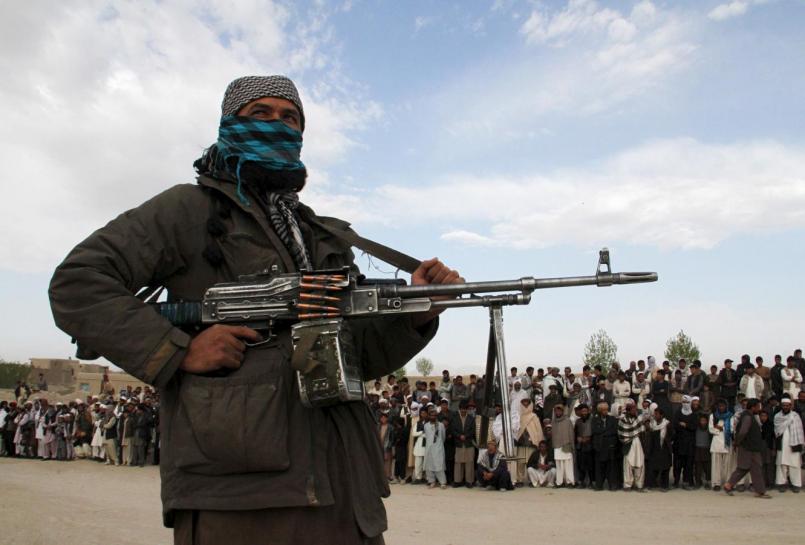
xmin=49 ymin=75 xmax=462 ymax=545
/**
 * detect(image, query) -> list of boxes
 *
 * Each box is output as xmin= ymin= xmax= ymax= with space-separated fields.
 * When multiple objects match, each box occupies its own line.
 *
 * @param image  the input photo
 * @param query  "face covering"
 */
xmin=215 ymin=115 xmax=306 ymax=203
xmin=196 ymin=115 xmax=312 ymax=271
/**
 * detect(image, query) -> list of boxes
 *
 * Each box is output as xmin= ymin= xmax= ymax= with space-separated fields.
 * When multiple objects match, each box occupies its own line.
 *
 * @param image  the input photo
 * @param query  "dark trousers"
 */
xmin=693 ymin=461 xmax=710 ymax=486
xmin=153 ymin=433 xmax=160 ymax=465
xmin=651 ymin=468 xmax=670 ymax=489
xmin=131 ymin=442 xmax=146 ymax=466
xmin=2 ymin=431 xmax=15 ymax=456
xmin=476 ymin=466 xmax=513 ymax=490
xmin=576 ymin=450 xmax=594 ymax=486
xmin=763 ymin=452 xmax=776 ymax=488
xmin=393 ymin=449 xmax=407 ymax=480
xmin=595 ymin=457 xmax=617 ymax=490
xmin=728 ymin=450 xmax=766 ymax=494
xmin=673 ymin=453 xmax=694 ymax=486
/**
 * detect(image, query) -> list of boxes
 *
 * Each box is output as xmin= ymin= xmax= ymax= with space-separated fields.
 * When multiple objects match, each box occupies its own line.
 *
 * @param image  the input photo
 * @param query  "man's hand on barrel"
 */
xmin=410 ymin=257 xmax=465 ymax=328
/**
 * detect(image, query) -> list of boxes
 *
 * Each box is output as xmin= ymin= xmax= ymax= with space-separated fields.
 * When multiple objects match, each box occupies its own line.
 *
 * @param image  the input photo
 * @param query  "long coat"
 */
xmin=646 ymin=425 xmax=673 ymax=471
xmin=591 ymin=414 xmax=619 ymax=461
xmin=49 ymin=174 xmax=437 ymax=536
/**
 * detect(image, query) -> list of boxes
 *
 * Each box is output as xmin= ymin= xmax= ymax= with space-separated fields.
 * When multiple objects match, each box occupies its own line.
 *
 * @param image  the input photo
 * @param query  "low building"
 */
xmin=26 ymin=358 xmax=147 ymax=400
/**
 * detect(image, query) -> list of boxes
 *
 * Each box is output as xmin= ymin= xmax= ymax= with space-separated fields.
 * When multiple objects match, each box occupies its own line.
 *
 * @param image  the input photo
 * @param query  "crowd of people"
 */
xmin=367 ymin=351 xmax=805 ymax=497
xmin=2 ymin=352 xmax=804 ymax=501
xmin=0 ymin=384 xmax=160 ymax=467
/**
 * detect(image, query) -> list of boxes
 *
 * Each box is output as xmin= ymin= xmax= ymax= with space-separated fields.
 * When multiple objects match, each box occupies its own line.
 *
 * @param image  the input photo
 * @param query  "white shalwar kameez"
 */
xmin=776 ymin=413 xmax=803 ymax=488
xmin=553 ymin=447 xmax=574 ymax=486
xmin=622 ymin=436 xmax=645 ymax=489
xmin=611 ymin=380 xmax=632 ymax=416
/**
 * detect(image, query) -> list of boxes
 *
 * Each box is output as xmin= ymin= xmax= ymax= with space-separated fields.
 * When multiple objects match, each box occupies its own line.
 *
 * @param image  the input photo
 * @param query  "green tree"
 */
xmin=415 ymin=357 xmax=434 ymax=377
xmin=583 ymin=329 xmax=618 ymax=375
xmin=664 ymin=330 xmax=701 ymax=365
xmin=0 ymin=359 xmax=30 ymax=389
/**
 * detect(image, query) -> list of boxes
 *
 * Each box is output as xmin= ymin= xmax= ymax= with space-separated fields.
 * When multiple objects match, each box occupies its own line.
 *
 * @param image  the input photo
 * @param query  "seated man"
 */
xmin=476 ymin=440 xmax=514 ymax=491
xmin=526 ymin=440 xmax=556 ymax=487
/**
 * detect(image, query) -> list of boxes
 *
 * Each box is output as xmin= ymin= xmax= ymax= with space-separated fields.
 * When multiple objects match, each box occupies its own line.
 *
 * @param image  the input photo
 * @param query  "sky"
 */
xmin=1 ymin=0 xmax=804 ymax=374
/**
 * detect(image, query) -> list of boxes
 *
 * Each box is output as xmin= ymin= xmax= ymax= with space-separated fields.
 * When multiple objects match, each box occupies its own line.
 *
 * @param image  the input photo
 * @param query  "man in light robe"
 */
xmin=774 ymin=396 xmax=803 ymax=492
xmin=515 ymin=398 xmax=543 ymax=485
xmin=611 ymin=372 xmax=632 ymax=417
xmin=509 ymin=381 xmax=528 ymax=416
xmin=782 ymin=357 xmax=803 ymax=398
xmin=520 ymin=367 xmax=535 ymax=395
xmin=618 ymin=400 xmax=646 ymax=492
xmin=410 ymin=404 xmax=427 ymax=483
xmin=739 ymin=366 xmax=764 ymax=401
xmin=423 ymin=408 xmax=447 ymax=489
xmin=506 ymin=367 xmax=520 ymax=391
xmin=491 ymin=402 xmax=520 ymax=484
xmin=551 ymin=404 xmax=575 ymax=487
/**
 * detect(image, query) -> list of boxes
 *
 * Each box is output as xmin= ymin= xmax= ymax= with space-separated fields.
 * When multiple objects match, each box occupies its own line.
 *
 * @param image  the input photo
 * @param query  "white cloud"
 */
xmin=708 ymin=0 xmax=772 ymax=21
xmin=435 ymin=1 xmax=697 ymax=144
xmin=440 ymin=230 xmax=495 ymax=246
xmin=0 ymin=1 xmax=380 ymax=273
xmin=708 ymin=1 xmax=750 ymax=20
xmin=520 ymin=0 xmax=624 ymax=46
xmin=310 ymin=138 xmax=805 ymax=250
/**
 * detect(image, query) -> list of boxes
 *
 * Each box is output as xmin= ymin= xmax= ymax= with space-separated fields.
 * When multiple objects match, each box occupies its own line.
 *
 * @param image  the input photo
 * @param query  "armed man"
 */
xmin=49 ymin=75 xmax=463 ymax=545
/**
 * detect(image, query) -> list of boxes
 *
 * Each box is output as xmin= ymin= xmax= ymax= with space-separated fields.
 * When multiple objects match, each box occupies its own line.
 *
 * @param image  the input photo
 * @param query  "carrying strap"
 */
xmin=304 ymin=215 xmax=421 ymax=274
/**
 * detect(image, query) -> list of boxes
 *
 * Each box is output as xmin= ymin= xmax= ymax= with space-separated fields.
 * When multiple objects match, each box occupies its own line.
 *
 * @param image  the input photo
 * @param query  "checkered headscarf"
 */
xmin=221 ymin=75 xmax=305 ymax=130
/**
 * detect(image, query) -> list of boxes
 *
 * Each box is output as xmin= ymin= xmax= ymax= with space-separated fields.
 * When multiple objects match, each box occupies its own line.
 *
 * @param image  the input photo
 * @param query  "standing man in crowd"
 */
xmin=49 ymin=75 xmax=462 ymax=545
xmin=782 ymin=357 xmax=803 ymax=398
xmin=770 ymin=355 xmax=785 ymax=399
xmin=672 ymin=396 xmax=698 ymax=490
xmin=592 ymin=402 xmax=619 ymax=491
xmin=708 ymin=399 xmax=733 ymax=491
xmin=574 ymin=403 xmax=594 ymax=489
xmin=724 ymin=399 xmax=771 ymax=498
xmin=774 ymin=396 xmax=803 ymax=492
xmin=551 ymin=404 xmax=575 ymax=488
xmin=450 ymin=401 xmax=475 ymax=488
xmin=647 ymin=407 xmax=673 ymax=491
xmin=618 ymin=400 xmax=646 ymax=492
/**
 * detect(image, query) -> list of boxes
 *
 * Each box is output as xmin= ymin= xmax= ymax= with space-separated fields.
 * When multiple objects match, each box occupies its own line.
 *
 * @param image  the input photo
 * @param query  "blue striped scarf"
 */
xmin=215 ymin=115 xmax=305 ymax=203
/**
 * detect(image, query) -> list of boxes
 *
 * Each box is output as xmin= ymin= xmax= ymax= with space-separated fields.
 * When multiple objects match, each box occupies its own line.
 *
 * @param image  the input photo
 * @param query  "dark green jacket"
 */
xmin=49 ymin=175 xmax=437 ymax=535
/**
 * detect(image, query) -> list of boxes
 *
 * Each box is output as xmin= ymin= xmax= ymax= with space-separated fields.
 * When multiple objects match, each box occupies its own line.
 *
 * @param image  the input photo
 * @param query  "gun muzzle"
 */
xmin=597 ymin=271 xmax=658 ymax=287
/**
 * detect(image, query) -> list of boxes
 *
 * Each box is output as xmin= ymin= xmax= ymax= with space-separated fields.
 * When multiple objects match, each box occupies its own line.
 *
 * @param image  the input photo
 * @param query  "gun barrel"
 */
xmin=382 ymin=271 xmax=657 ymax=298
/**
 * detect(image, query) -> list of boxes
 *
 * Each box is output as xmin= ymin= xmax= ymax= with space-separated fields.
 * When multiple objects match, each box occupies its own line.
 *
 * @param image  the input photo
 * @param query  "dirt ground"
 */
xmin=1 ymin=457 xmax=803 ymax=545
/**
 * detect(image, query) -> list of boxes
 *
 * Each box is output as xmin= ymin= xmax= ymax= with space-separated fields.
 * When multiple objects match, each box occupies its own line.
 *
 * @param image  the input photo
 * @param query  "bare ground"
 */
xmin=1 ymin=457 xmax=802 ymax=545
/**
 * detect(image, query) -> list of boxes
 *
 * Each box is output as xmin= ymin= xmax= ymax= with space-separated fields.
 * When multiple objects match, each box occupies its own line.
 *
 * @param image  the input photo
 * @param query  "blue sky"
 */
xmin=1 ymin=0 xmax=804 ymax=373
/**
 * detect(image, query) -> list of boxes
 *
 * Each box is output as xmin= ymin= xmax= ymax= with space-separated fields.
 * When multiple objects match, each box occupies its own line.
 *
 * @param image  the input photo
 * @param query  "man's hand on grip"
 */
xmin=180 ymin=324 xmax=263 ymax=374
